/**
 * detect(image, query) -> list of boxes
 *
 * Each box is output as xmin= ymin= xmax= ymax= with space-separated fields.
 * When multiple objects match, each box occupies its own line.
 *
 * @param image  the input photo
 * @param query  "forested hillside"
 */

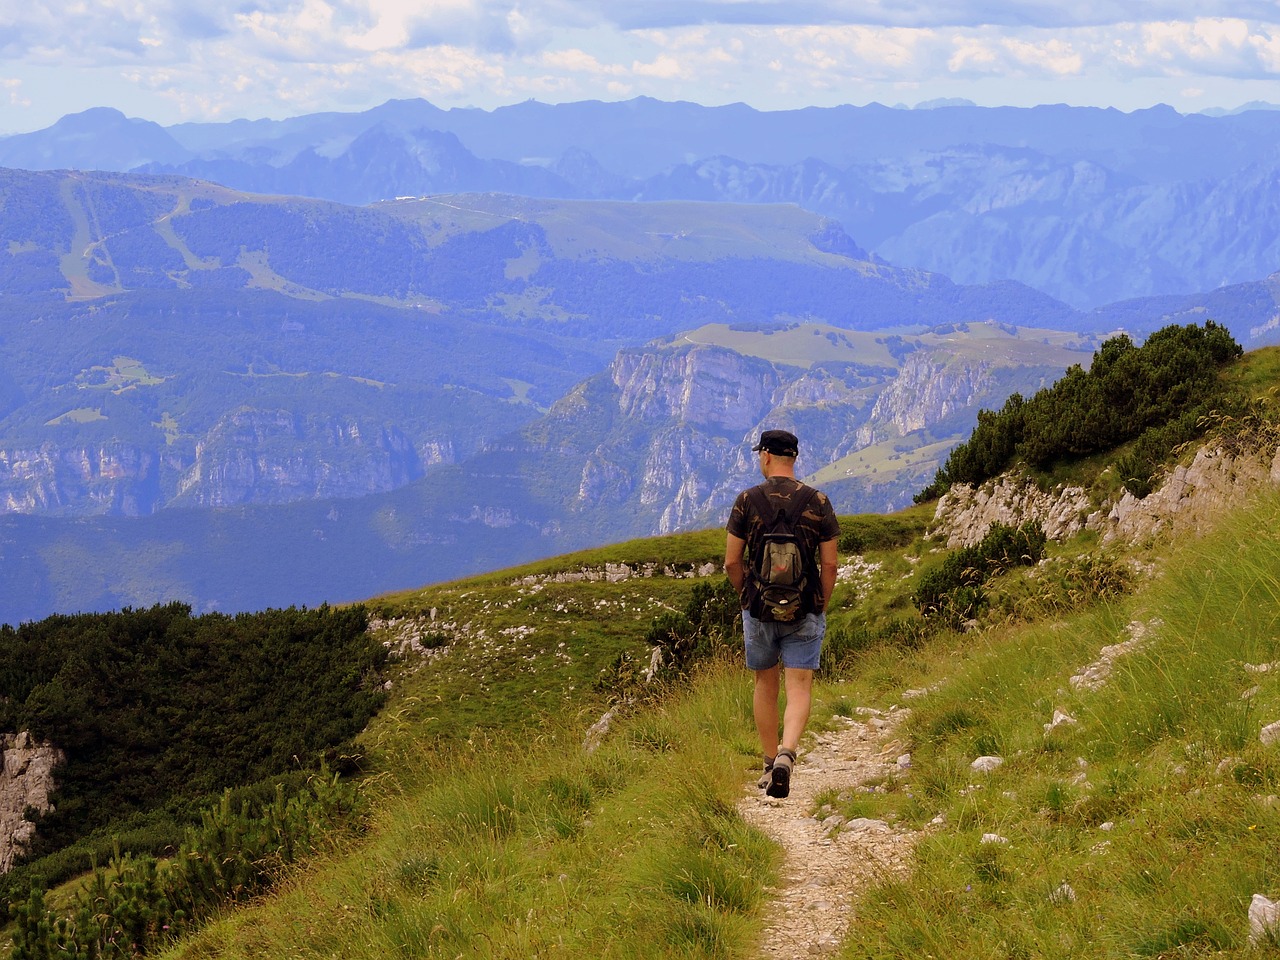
xmin=0 ymin=603 xmax=386 ymax=909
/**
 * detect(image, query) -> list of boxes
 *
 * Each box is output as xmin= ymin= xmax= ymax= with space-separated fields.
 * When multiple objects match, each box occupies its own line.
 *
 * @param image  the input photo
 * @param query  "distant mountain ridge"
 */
xmin=7 ymin=98 xmax=1280 ymax=306
xmin=3 ymin=164 xmax=1280 ymax=621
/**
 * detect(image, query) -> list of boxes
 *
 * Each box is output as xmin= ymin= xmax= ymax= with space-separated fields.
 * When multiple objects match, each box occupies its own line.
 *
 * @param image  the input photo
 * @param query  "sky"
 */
xmin=5 ymin=1 xmax=1280 ymax=133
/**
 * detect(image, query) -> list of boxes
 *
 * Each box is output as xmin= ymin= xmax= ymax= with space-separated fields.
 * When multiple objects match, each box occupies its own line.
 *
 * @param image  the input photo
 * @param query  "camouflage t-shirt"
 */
xmin=726 ymin=476 xmax=840 ymax=611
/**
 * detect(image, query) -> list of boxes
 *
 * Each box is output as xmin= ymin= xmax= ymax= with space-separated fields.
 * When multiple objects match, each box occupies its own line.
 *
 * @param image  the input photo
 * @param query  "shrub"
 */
xmin=10 ymin=771 xmax=362 ymax=960
xmin=914 ymin=522 xmax=1047 ymax=625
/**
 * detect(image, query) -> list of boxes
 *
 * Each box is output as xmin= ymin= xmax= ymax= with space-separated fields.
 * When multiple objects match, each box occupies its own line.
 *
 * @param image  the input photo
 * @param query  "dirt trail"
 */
xmin=738 ymin=706 xmax=921 ymax=956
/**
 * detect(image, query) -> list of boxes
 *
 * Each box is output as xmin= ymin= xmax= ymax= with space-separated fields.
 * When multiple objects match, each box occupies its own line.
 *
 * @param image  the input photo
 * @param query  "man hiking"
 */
xmin=725 ymin=429 xmax=840 ymax=799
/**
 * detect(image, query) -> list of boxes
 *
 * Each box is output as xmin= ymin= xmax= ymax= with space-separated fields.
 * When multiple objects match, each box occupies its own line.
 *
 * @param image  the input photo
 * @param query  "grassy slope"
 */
xmin=381 ymin=194 xmax=867 ymax=266
xmin=104 ymin=348 xmax=1280 ymax=957
xmin=680 ymin=319 xmax=1091 ymax=370
xmin=836 ymin=493 xmax=1280 ymax=958
xmin=150 ymin=501 xmax=1280 ymax=957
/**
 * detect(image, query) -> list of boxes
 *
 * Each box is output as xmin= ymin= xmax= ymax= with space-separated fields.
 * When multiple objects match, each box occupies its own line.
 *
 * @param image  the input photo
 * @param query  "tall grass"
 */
xmin=156 ymin=659 xmax=778 ymax=960
xmin=838 ymin=490 xmax=1280 ymax=958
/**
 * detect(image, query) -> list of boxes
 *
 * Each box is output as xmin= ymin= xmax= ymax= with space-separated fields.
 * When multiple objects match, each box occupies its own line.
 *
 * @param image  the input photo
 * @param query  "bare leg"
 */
xmin=781 ymin=667 xmax=814 ymax=754
xmin=753 ymin=664 xmax=781 ymax=759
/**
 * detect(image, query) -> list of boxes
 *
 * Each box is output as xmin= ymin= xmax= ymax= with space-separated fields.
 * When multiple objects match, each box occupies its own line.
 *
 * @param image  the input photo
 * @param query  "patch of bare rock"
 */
xmin=932 ymin=442 xmax=1280 ymax=550
xmin=0 ymin=732 xmax=64 ymax=872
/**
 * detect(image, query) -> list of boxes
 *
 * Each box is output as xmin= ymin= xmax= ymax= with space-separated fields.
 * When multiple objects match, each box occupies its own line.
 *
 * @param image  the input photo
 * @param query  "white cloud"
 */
xmin=948 ymin=37 xmax=1001 ymax=72
xmin=1003 ymin=37 xmax=1083 ymax=76
xmin=9 ymin=2 xmax=1280 ymax=128
xmin=771 ymin=25 xmax=933 ymax=75
xmin=540 ymin=48 xmax=626 ymax=76
xmin=1250 ymin=30 xmax=1280 ymax=71
xmin=2 ymin=77 xmax=32 ymax=107
xmin=1141 ymin=18 xmax=1252 ymax=62
xmin=632 ymin=54 xmax=686 ymax=80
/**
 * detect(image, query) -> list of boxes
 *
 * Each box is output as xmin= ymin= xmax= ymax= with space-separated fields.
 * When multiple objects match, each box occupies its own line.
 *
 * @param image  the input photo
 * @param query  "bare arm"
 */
xmin=725 ymin=532 xmax=747 ymax=600
xmin=817 ymin=538 xmax=838 ymax=612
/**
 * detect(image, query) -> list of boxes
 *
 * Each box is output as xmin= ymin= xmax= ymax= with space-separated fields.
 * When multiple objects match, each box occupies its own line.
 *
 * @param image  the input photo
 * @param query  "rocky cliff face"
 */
xmin=174 ymin=408 xmax=424 ymax=507
xmin=855 ymin=354 xmax=993 ymax=447
xmin=567 ymin=338 xmax=1064 ymax=535
xmin=0 ymin=410 xmax=431 ymax=516
xmin=0 ymin=732 xmax=64 ymax=873
xmin=0 ymin=442 xmax=162 ymax=516
xmin=610 ymin=347 xmax=782 ymax=428
xmin=931 ymin=442 xmax=1280 ymax=550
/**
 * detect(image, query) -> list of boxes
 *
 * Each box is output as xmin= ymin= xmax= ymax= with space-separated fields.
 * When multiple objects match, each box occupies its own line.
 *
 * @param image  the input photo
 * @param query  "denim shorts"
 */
xmin=741 ymin=609 xmax=826 ymax=671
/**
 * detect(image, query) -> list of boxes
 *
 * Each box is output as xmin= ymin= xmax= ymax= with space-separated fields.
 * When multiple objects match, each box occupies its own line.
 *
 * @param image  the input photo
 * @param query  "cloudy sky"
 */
xmin=4 ymin=1 xmax=1280 ymax=133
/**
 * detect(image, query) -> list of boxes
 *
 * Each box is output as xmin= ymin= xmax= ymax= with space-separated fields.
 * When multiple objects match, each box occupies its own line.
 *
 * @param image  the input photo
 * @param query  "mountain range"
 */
xmin=8 ymin=99 xmax=1280 ymax=307
xmin=5 ymin=100 xmax=1280 ymax=621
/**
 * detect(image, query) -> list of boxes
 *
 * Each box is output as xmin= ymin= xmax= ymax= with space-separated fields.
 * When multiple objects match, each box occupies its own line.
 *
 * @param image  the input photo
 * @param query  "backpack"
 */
xmin=747 ymin=485 xmax=818 ymax=623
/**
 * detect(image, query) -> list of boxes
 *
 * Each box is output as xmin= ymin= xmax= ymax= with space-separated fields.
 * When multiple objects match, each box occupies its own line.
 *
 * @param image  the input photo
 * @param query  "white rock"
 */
xmin=1044 ymin=710 xmax=1078 ymax=734
xmin=1262 ymin=721 xmax=1280 ymax=746
xmin=897 ymin=753 xmax=912 ymax=769
xmin=971 ymin=756 xmax=1004 ymax=773
xmin=1250 ymin=894 xmax=1280 ymax=945
xmin=980 ymin=833 xmax=1009 ymax=845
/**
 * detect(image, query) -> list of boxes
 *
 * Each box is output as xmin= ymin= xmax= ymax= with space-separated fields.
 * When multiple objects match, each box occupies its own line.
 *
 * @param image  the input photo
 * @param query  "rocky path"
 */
xmin=737 ymin=706 xmax=922 ymax=957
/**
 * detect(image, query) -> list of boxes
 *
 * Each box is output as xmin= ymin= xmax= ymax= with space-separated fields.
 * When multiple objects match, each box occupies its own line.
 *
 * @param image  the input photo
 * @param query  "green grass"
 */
xmin=158 ymin=659 xmax=778 ymax=960
xmin=43 ymin=407 xmax=107 ymax=426
xmin=832 ymin=489 xmax=1280 ymax=959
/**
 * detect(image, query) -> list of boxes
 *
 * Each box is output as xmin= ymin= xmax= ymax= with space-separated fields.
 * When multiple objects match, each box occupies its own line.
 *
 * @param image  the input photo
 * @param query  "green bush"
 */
xmin=914 ymin=522 xmax=1047 ymax=624
xmin=917 ymin=321 xmax=1243 ymax=501
xmin=11 ymin=771 xmax=362 ymax=959
xmin=639 ymin=579 xmax=742 ymax=687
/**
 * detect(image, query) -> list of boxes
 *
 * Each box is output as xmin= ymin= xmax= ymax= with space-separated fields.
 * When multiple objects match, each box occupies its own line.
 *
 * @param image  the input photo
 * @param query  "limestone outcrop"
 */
xmin=932 ymin=474 xmax=1101 ymax=549
xmin=931 ymin=441 xmax=1280 ymax=550
xmin=0 ymin=732 xmax=64 ymax=873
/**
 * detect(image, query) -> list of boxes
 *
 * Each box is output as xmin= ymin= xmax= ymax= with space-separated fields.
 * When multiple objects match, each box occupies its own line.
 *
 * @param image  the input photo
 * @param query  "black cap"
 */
xmin=752 ymin=429 xmax=799 ymax=457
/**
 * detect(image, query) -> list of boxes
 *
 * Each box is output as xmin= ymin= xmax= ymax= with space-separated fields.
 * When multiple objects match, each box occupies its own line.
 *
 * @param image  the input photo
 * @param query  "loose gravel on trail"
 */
xmin=738 ymin=706 xmax=922 ymax=957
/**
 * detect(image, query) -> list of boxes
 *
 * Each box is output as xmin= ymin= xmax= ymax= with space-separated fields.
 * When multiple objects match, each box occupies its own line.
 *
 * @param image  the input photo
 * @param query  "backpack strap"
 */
xmin=791 ymin=485 xmax=819 ymax=527
xmin=746 ymin=485 xmax=777 ymax=527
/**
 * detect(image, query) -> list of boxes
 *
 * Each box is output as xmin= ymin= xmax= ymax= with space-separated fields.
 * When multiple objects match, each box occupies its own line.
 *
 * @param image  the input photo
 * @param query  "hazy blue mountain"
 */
xmin=0 ymin=107 xmax=191 ymax=172
xmin=149 ymin=98 xmax=1280 ymax=184
xmin=10 ymin=98 xmax=1280 ymax=306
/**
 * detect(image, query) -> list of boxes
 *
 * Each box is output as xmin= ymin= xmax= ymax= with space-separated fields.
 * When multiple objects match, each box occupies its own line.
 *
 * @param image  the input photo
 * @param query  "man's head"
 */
xmin=753 ymin=429 xmax=799 ymax=457
xmin=752 ymin=429 xmax=799 ymax=478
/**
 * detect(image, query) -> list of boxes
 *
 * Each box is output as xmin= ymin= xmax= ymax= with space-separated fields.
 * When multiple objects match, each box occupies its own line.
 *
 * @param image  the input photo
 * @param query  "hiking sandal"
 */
xmin=756 ymin=757 xmax=774 ymax=790
xmin=767 ymin=748 xmax=795 ymax=798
